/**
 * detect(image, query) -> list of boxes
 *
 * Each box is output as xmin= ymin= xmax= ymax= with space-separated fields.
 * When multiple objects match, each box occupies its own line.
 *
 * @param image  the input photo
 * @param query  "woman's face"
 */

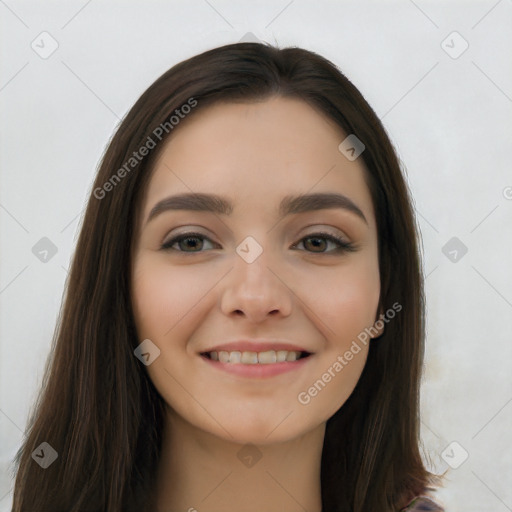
xmin=131 ymin=96 xmax=382 ymax=445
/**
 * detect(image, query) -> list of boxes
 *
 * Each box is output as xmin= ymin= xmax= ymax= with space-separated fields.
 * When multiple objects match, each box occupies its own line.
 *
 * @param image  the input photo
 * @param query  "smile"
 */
xmin=199 ymin=350 xmax=313 ymax=378
xmin=202 ymin=349 xmax=311 ymax=364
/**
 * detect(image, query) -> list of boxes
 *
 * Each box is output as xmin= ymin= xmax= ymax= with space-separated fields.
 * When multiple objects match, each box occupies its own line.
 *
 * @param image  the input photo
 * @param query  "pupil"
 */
xmin=183 ymin=237 xmax=201 ymax=250
xmin=306 ymin=237 xmax=324 ymax=252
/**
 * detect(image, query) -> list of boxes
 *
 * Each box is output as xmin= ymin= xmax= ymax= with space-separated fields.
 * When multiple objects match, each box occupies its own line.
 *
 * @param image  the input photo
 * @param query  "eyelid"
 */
xmin=162 ymin=224 xmax=350 ymax=243
xmin=160 ymin=228 xmax=357 ymax=254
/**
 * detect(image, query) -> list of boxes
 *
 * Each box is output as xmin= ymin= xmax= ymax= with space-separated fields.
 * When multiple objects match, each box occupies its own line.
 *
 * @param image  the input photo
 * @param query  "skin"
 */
xmin=130 ymin=96 xmax=384 ymax=512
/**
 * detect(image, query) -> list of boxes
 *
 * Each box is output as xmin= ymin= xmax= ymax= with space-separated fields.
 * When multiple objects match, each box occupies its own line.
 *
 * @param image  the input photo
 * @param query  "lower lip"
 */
xmin=199 ymin=354 xmax=313 ymax=378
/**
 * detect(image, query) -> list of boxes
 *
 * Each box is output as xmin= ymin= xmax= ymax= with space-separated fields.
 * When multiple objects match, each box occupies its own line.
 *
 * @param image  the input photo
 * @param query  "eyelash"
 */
xmin=160 ymin=231 xmax=357 ymax=255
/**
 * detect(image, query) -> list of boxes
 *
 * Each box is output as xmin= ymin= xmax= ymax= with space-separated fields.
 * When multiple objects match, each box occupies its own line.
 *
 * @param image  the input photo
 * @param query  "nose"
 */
xmin=220 ymin=248 xmax=293 ymax=324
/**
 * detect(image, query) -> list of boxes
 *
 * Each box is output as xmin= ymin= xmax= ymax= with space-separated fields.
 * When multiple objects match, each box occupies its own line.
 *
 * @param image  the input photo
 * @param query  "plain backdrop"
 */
xmin=1 ymin=1 xmax=512 ymax=510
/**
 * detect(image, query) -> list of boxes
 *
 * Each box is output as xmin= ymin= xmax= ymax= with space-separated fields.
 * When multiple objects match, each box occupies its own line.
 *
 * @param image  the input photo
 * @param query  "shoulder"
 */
xmin=400 ymin=495 xmax=445 ymax=511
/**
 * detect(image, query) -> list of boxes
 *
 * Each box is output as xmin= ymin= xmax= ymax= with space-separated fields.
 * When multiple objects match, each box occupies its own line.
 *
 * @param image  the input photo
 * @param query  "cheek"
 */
xmin=294 ymin=267 xmax=377 ymax=419
xmin=131 ymin=258 xmax=210 ymax=339
xmin=131 ymin=262 xmax=169 ymax=338
xmin=294 ymin=258 xmax=380 ymax=343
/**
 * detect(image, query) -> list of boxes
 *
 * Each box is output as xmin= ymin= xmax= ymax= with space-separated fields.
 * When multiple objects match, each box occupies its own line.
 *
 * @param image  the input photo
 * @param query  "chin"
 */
xmin=208 ymin=414 xmax=314 ymax=447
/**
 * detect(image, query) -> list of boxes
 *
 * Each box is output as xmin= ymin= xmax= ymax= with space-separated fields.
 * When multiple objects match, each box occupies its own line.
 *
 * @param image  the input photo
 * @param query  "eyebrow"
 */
xmin=145 ymin=192 xmax=368 ymax=226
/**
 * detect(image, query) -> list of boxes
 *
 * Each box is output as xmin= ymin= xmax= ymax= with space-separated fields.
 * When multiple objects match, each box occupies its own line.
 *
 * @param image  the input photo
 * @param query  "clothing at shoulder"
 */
xmin=400 ymin=495 xmax=445 ymax=511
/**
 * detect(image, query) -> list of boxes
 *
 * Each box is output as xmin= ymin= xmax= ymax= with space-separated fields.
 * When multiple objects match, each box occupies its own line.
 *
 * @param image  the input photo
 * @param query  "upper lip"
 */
xmin=200 ymin=340 xmax=313 ymax=354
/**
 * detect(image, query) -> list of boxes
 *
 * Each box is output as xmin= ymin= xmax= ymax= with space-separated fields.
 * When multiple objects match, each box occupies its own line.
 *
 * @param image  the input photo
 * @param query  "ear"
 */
xmin=370 ymin=308 xmax=385 ymax=339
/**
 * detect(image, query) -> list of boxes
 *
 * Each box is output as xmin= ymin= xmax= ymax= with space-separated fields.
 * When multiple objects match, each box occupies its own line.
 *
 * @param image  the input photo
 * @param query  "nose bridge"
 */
xmin=235 ymin=234 xmax=276 ymax=296
xmin=220 ymin=234 xmax=292 ymax=320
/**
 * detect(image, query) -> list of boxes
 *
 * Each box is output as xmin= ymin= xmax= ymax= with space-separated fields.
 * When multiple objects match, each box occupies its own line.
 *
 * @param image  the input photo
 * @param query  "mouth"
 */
xmin=200 ymin=349 xmax=312 ymax=364
xmin=198 ymin=349 xmax=313 ymax=379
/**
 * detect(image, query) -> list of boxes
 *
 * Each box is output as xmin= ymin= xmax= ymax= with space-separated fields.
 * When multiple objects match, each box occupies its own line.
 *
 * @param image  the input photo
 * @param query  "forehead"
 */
xmin=139 ymin=97 xmax=375 ymax=227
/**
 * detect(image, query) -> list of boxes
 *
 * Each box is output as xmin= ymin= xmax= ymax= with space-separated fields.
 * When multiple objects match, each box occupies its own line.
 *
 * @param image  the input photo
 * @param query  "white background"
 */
xmin=1 ymin=1 xmax=512 ymax=510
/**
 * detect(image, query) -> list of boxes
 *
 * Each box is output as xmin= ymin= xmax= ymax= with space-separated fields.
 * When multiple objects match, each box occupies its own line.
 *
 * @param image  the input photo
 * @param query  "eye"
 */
xmin=161 ymin=232 xmax=217 ymax=252
xmin=160 ymin=231 xmax=356 ymax=254
xmin=291 ymin=232 xmax=356 ymax=254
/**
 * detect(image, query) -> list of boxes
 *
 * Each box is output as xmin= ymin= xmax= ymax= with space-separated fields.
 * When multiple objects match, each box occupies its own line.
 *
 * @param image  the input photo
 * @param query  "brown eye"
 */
xmin=160 ymin=231 xmax=356 ymax=255
xmin=161 ymin=232 xmax=216 ymax=252
xmin=293 ymin=232 xmax=356 ymax=254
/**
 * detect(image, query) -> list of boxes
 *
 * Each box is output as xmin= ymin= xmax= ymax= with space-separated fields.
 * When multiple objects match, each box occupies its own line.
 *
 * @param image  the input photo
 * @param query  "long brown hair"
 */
xmin=10 ymin=41 xmax=442 ymax=511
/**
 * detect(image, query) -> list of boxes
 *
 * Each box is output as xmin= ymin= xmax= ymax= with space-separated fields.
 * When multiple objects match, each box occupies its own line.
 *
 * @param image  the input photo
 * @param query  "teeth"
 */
xmin=207 ymin=350 xmax=303 ymax=364
xmin=286 ymin=351 xmax=298 ymax=361
xmin=276 ymin=350 xmax=288 ymax=362
xmin=258 ymin=350 xmax=276 ymax=364
xmin=241 ymin=351 xmax=258 ymax=364
xmin=229 ymin=351 xmax=241 ymax=363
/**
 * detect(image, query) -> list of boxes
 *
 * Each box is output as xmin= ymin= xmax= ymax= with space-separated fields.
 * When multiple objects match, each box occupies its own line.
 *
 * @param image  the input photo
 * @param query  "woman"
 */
xmin=11 ymin=42 xmax=444 ymax=511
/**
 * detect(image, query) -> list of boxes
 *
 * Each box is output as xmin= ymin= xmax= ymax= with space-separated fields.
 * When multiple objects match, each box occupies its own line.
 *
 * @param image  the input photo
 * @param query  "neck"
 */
xmin=153 ymin=408 xmax=325 ymax=512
